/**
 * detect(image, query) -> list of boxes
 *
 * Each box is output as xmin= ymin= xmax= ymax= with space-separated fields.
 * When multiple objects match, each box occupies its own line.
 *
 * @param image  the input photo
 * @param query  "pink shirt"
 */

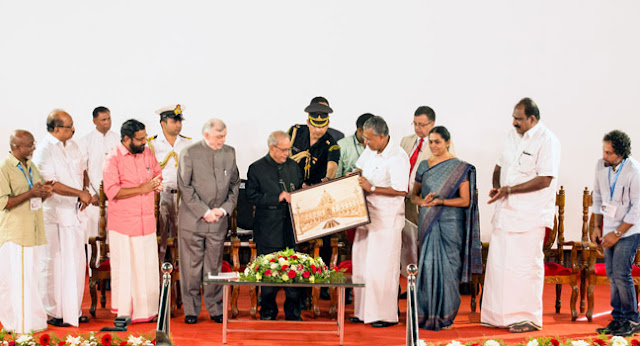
xmin=103 ymin=143 xmax=162 ymax=236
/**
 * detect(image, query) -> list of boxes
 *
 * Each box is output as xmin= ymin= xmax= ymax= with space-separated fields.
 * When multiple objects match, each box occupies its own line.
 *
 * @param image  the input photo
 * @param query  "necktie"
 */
xmin=409 ymin=138 xmax=424 ymax=177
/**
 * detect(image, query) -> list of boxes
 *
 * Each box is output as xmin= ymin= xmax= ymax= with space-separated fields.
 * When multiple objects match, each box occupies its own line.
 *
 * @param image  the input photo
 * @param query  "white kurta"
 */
xmin=481 ymin=123 xmax=560 ymax=329
xmin=32 ymin=134 xmax=87 ymax=326
xmin=0 ymin=242 xmax=47 ymax=334
xmin=78 ymin=129 xmax=119 ymax=241
xmin=353 ymin=138 xmax=409 ymax=323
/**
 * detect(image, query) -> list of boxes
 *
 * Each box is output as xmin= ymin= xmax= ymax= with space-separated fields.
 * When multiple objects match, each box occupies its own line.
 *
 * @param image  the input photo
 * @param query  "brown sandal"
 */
xmin=509 ymin=321 xmax=538 ymax=333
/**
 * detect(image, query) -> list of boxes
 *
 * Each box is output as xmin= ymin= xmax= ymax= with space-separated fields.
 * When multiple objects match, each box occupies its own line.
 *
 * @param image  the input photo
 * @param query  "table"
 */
xmin=204 ymin=273 xmax=364 ymax=345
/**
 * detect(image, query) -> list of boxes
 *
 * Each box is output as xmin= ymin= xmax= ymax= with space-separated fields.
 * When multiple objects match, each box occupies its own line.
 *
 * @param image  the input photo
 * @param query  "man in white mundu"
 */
xmin=0 ymin=130 xmax=53 ymax=334
xmin=350 ymin=116 xmax=409 ymax=328
xmin=78 ymin=106 xmax=119 ymax=244
xmin=32 ymin=110 xmax=93 ymax=327
xmin=482 ymin=98 xmax=561 ymax=333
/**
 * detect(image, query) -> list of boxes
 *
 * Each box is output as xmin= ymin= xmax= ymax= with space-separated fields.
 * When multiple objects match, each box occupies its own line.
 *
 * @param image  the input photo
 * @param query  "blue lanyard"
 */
xmin=17 ymin=163 xmax=34 ymax=189
xmin=608 ymin=159 xmax=626 ymax=200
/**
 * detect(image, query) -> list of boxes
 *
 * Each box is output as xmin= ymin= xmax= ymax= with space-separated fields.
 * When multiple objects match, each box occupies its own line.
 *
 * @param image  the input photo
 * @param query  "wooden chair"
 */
xmin=583 ymin=187 xmax=640 ymax=322
xmin=227 ymin=206 xmax=257 ymax=318
xmin=470 ymin=242 xmax=489 ymax=312
xmin=542 ymin=186 xmax=582 ymax=321
xmin=88 ymin=183 xmax=110 ymax=317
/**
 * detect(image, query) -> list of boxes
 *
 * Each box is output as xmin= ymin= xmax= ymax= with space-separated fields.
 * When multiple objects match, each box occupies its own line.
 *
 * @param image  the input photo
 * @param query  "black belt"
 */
xmin=166 ymin=189 xmax=178 ymax=194
xmin=256 ymin=206 xmax=281 ymax=210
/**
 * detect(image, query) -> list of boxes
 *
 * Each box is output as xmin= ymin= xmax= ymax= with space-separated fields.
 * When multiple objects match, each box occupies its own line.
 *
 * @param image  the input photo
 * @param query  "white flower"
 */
xmin=484 ymin=340 xmax=500 ymax=346
xmin=446 ymin=341 xmax=464 ymax=346
xmin=418 ymin=340 xmax=428 ymax=346
xmin=16 ymin=335 xmax=34 ymax=343
xmin=66 ymin=335 xmax=83 ymax=346
xmin=281 ymin=273 xmax=289 ymax=281
xmin=270 ymin=263 xmax=278 ymax=269
xmin=128 ymin=335 xmax=146 ymax=346
xmin=526 ymin=340 xmax=539 ymax=346
xmin=570 ymin=340 xmax=589 ymax=346
xmin=244 ymin=267 xmax=250 ymax=275
xmin=278 ymin=257 xmax=289 ymax=266
xmin=612 ymin=336 xmax=629 ymax=346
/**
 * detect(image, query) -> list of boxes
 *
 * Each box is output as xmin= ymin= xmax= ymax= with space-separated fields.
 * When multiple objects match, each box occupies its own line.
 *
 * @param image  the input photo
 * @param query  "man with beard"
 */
xmin=103 ymin=119 xmax=163 ymax=324
xmin=0 ymin=130 xmax=53 ymax=333
xmin=147 ymin=104 xmax=192 ymax=263
xmin=481 ymin=98 xmax=561 ymax=333
xmin=591 ymin=130 xmax=640 ymax=336
xmin=33 ymin=109 xmax=93 ymax=327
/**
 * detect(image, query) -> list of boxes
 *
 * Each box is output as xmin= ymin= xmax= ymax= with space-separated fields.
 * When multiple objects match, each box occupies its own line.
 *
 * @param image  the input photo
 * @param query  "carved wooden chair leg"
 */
xmin=100 ymin=282 xmax=107 ymax=308
xmin=231 ymin=285 xmax=240 ymax=318
xmin=570 ymin=279 xmax=579 ymax=321
xmin=580 ymin=272 xmax=587 ymax=313
xmin=470 ymin=277 xmax=478 ymax=313
xmin=312 ymin=287 xmax=320 ymax=318
xmin=249 ymin=286 xmax=258 ymax=319
xmin=555 ymin=284 xmax=562 ymax=313
xmin=89 ymin=278 xmax=98 ymax=317
xmin=329 ymin=287 xmax=337 ymax=318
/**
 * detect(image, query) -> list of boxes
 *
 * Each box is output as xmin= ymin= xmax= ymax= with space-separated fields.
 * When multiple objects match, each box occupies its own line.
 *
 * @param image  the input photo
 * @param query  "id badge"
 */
xmin=601 ymin=203 xmax=617 ymax=218
xmin=30 ymin=197 xmax=42 ymax=211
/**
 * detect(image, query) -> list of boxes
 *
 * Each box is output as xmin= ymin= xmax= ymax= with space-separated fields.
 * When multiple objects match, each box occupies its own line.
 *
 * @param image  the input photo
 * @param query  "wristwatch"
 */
xmin=370 ymin=185 xmax=376 ymax=193
xmin=614 ymin=229 xmax=622 ymax=238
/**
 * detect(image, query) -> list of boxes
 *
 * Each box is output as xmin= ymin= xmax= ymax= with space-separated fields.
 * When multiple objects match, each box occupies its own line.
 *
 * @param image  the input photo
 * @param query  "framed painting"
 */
xmin=289 ymin=173 xmax=370 ymax=243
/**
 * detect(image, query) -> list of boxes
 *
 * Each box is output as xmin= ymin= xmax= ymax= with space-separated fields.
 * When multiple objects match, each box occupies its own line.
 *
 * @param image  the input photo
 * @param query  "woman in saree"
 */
xmin=410 ymin=126 xmax=482 ymax=331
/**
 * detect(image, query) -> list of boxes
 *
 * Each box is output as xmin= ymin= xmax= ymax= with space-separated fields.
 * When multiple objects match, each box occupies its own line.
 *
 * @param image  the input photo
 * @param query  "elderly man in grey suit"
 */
xmin=177 ymin=118 xmax=240 ymax=324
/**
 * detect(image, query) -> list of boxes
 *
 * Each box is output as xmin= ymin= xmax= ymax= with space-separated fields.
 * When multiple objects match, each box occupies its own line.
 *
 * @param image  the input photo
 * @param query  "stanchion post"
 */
xmin=406 ymin=264 xmax=419 ymax=346
xmin=157 ymin=262 xmax=173 ymax=336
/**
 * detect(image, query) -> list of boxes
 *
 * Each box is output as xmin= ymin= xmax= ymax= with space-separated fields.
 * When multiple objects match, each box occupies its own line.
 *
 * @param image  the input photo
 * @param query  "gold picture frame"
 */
xmin=289 ymin=173 xmax=370 ymax=243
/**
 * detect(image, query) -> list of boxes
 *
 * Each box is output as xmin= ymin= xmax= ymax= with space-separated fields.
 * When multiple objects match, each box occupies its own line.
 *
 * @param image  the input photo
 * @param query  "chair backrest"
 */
xmin=582 ymin=187 xmax=593 ymax=243
xmin=543 ymin=186 xmax=565 ymax=262
xmin=97 ymin=183 xmax=109 ymax=264
xmin=236 ymin=179 xmax=255 ymax=231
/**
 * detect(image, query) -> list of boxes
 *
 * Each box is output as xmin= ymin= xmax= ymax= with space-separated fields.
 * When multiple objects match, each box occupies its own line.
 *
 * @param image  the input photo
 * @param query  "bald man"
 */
xmin=32 ymin=110 xmax=92 ymax=327
xmin=0 ymin=130 xmax=53 ymax=334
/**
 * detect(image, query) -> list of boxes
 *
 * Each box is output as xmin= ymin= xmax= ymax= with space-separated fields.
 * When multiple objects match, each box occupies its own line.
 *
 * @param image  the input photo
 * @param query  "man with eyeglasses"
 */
xmin=32 ymin=109 xmax=93 ymax=327
xmin=0 ymin=130 xmax=53 ymax=334
xmin=399 ymin=106 xmax=455 ymax=292
xmin=246 ymin=130 xmax=304 ymax=321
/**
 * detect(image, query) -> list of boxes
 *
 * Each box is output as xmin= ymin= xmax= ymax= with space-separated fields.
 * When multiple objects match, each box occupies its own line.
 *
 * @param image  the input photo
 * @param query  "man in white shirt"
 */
xmin=481 ymin=98 xmax=561 ymax=333
xmin=147 ymin=104 xmax=192 ymax=263
xmin=349 ymin=116 xmax=409 ymax=328
xmin=78 ymin=106 xmax=119 ymax=245
xmin=591 ymin=130 xmax=640 ymax=337
xmin=32 ymin=109 xmax=93 ymax=327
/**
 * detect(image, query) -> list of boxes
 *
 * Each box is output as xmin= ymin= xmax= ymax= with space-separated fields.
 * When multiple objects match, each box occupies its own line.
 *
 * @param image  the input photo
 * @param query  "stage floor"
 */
xmin=0 ymin=275 xmax=624 ymax=345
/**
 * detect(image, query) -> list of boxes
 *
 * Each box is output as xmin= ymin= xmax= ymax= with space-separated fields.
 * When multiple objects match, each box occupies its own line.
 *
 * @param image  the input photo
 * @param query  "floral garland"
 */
xmin=239 ymin=248 xmax=344 ymax=283
xmin=0 ymin=330 xmax=155 ymax=346
xmin=420 ymin=335 xmax=640 ymax=346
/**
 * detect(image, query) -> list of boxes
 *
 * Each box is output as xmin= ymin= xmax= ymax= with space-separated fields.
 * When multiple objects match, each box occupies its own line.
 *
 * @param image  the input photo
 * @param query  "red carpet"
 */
xmin=0 ymin=275 xmax=627 ymax=345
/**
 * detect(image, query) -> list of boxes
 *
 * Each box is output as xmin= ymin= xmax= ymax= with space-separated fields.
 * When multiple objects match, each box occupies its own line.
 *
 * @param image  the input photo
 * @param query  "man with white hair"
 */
xmin=177 ymin=118 xmax=240 ymax=324
xmin=147 ymin=104 xmax=192 ymax=263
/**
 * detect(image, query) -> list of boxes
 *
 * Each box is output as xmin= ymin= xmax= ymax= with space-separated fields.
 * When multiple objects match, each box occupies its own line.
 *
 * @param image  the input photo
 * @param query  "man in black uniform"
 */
xmin=246 ymin=131 xmax=304 ymax=321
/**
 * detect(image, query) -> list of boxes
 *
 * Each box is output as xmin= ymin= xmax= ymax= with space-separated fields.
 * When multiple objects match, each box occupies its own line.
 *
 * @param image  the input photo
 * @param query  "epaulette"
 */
xmin=179 ymin=134 xmax=192 ymax=140
xmin=147 ymin=135 xmax=158 ymax=142
xmin=328 ymin=144 xmax=340 ymax=152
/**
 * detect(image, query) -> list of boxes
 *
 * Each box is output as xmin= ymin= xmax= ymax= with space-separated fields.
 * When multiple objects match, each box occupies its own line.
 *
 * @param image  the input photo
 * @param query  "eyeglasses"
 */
xmin=273 ymin=146 xmax=291 ymax=153
xmin=57 ymin=125 xmax=74 ymax=129
xmin=412 ymin=121 xmax=433 ymax=128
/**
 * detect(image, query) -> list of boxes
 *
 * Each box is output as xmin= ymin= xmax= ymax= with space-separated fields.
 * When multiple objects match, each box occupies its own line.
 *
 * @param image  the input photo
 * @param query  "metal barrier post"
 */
xmin=406 ymin=264 xmax=419 ymax=346
xmin=156 ymin=262 xmax=173 ymax=336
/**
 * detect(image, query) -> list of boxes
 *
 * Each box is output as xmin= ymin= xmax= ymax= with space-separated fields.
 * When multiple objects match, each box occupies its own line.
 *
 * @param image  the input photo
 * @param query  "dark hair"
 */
xmin=414 ymin=106 xmax=435 ymax=122
xmin=92 ymin=106 xmax=110 ymax=119
xmin=356 ymin=113 xmax=374 ymax=129
xmin=515 ymin=97 xmax=540 ymax=120
xmin=310 ymin=96 xmax=329 ymax=106
xmin=429 ymin=126 xmax=451 ymax=142
xmin=363 ymin=116 xmax=389 ymax=137
xmin=46 ymin=110 xmax=65 ymax=133
xmin=120 ymin=119 xmax=146 ymax=141
xmin=603 ymin=130 xmax=632 ymax=159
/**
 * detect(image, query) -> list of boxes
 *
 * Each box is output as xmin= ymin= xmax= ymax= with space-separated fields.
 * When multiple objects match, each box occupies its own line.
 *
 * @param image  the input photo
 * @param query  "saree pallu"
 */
xmin=415 ymin=158 xmax=481 ymax=330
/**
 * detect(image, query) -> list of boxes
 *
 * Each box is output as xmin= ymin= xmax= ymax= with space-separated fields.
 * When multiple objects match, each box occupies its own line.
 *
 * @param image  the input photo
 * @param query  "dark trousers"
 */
xmin=605 ymin=233 xmax=640 ymax=322
xmin=257 ymin=244 xmax=302 ymax=319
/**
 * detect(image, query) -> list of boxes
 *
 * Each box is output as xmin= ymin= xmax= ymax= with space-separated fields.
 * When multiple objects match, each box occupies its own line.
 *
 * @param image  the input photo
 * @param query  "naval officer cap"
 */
xmin=155 ymin=104 xmax=185 ymax=121
xmin=304 ymin=100 xmax=333 ymax=128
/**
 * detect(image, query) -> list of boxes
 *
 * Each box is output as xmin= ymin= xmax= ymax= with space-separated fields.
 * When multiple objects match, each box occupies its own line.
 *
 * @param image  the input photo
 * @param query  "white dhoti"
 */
xmin=352 ymin=195 xmax=404 ymax=324
xmin=481 ymin=226 xmax=545 ymax=328
xmin=39 ymin=222 xmax=86 ymax=326
xmin=109 ymin=231 xmax=159 ymax=322
xmin=0 ymin=242 xmax=47 ymax=334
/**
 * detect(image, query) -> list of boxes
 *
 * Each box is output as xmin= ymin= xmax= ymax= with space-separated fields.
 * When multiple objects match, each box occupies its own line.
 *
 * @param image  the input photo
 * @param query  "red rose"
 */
xmin=40 ymin=333 xmax=51 ymax=346
xmin=290 ymin=255 xmax=297 ymax=260
xmin=269 ymin=258 xmax=276 ymax=263
xmin=310 ymin=264 xmax=317 ymax=273
xmin=303 ymin=271 xmax=310 ymax=278
xmin=120 ymin=341 xmax=128 ymax=346
xmin=468 ymin=343 xmax=480 ymax=346
xmin=550 ymin=338 xmax=559 ymax=346
xmin=287 ymin=270 xmax=296 ymax=279
xmin=593 ymin=340 xmax=606 ymax=346
xmin=264 ymin=269 xmax=272 ymax=276
xmin=631 ymin=340 xmax=640 ymax=346
xmin=58 ymin=343 xmax=65 ymax=346
xmin=8 ymin=341 xmax=16 ymax=346
xmin=152 ymin=338 xmax=156 ymax=345
xmin=101 ymin=333 xmax=113 ymax=346
xmin=281 ymin=264 xmax=289 ymax=271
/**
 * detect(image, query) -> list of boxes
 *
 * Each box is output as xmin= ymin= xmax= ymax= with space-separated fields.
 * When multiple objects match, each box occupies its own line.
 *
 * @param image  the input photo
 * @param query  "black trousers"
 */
xmin=257 ymin=244 xmax=302 ymax=319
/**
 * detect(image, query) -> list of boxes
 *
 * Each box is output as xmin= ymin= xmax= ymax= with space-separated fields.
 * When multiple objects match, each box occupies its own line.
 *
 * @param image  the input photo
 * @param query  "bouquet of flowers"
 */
xmin=239 ymin=248 xmax=345 ymax=283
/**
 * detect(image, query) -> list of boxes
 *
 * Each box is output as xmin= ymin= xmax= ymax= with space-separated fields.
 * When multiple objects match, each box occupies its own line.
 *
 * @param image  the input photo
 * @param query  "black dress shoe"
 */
xmin=260 ymin=314 xmax=276 ymax=321
xmin=210 ymin=314 xmax=223 ymax=323
xmin=47 ymin=318 xmax=71 ymax=327
xmin=78 ymin=315 xmax=90 ymax=323
xmin=398 ymin=291 xmax=407 ymax=299
xmin=285 ymin=316 xmax=303 ymax=321
xmin=320 ymin=287 xmax=331 ymax=300
xmin=348 ymin=316 xmax=364 ymax=323
xmin=184 ymin=315 xmax=198 ymax=324
xmin=371 ymin=320 xmax=398 ymax=328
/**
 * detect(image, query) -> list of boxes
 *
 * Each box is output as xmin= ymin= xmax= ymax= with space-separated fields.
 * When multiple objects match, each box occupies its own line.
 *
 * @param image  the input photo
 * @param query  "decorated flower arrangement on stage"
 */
xmin=240 ymin=248 xmax=344 ymax=283
xmin=0 ymin=330 xmax=155 ymax=346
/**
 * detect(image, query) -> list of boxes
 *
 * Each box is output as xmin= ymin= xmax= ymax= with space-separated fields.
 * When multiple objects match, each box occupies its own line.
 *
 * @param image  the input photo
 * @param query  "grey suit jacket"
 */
xmin=177 ymin=140 xmax=240 ymax=234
